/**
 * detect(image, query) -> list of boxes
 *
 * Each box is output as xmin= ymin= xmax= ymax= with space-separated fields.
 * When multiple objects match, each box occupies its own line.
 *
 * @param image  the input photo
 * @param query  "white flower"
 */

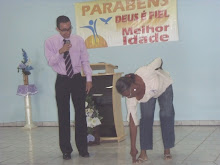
xmin=86 ymin=117 xmax=101 ymax=128
xmin=85 ymin=108 xmax=94 ymax=117
xmin=91 ymin=117 xmax=101 ymax=127
xmin=86 ymin=117 xmax=93 ymax=128
xmin=85 ymin=102 xmax=88 ymax=108
xmin=26 ymin=59 xmax=32 ymax=66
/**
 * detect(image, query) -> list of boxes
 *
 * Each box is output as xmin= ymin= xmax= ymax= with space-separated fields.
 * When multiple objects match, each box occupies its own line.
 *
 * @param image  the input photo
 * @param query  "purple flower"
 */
xmin=18 ymin=63 xmax=26 ymax=69
xmin=87 ymin=134 xmax=95 ymax=142
xmin=17 ymin=49 xmax=34 ymax=75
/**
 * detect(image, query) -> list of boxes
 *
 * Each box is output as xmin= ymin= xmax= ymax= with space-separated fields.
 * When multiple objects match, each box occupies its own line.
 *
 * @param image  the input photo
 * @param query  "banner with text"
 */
xmin=75 ymin=0 xmax=179 ymax=49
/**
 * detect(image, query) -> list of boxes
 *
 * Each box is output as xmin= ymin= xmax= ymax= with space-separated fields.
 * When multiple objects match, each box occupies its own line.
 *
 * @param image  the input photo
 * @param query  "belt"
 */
xmin=57 ymin=73 xmax=81 ymax=78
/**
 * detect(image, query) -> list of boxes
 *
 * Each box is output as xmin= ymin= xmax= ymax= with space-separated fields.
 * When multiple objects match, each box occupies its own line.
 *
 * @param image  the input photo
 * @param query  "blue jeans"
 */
xmin=140 ymin=85 xmax=175 ymax=150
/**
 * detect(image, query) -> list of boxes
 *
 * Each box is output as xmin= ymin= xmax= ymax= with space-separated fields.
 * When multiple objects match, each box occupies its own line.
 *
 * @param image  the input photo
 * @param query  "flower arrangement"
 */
xmin=85 ymin=96 xmax=102 ymax=144
xmin=85 ymin=96 xmax=103 ymax=133
xmin=17 ymin=49 xmax=33 ymax=75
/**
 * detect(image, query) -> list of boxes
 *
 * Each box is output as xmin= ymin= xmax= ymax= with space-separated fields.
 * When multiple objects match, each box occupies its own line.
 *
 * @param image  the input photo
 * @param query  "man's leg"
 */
xmin=55 ymin=76 xmax=73 ymax=155
xmin=71 ymin=75 xmax=88 ymax=156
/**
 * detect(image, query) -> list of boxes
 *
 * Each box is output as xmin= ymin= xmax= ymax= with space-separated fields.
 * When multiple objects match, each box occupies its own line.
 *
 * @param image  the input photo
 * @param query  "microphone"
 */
xmin=64 ymin=40 xmax=70 ymax=58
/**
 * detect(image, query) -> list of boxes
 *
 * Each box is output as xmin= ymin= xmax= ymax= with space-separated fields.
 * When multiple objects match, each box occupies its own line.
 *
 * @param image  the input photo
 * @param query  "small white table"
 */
xmin=17 ymin=84 xmax=38 ymax=129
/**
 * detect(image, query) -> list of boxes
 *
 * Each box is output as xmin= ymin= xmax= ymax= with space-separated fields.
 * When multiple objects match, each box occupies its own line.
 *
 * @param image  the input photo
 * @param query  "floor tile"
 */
xmin=0 ymin=126 xmax=219 ymax=165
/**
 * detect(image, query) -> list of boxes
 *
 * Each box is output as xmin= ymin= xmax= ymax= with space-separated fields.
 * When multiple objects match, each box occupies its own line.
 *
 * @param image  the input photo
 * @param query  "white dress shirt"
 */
xmin=126 ymin=58 xmax=173 ymax=126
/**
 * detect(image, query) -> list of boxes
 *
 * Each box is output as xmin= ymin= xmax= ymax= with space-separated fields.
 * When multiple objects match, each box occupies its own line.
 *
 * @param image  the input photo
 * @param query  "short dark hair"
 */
xmin=116 ymin=73 xmax=135 ymax=95
xmin=56 ymin=15 xmax=70 ymax=29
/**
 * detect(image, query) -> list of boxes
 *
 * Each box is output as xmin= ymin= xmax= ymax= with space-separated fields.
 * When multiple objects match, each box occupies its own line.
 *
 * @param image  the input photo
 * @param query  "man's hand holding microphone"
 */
xmin=59 ymin=40 xmax=72 ymax=56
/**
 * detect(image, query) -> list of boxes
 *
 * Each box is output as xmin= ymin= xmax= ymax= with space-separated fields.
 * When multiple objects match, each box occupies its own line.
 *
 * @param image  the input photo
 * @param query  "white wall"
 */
xmin=0 ymin=0 xmax=220 ymax=123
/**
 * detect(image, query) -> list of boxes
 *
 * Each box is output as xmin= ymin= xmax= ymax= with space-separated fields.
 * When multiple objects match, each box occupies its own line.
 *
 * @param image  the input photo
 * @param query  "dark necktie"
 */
xmin=63 ymin=39 xmax=74 ymax=78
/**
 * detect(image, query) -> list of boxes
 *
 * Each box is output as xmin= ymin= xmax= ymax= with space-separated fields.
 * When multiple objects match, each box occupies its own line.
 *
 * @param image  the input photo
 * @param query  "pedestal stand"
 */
xmin=17 ymin=76 xmax=38 ymax=130
xmin=23 ymin=94 xmax=37 ymax=129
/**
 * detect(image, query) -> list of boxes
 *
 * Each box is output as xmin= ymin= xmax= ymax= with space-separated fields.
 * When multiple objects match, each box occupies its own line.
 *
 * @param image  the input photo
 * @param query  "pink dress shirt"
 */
xmin=44 ymin=34 xmax=92 ymax=82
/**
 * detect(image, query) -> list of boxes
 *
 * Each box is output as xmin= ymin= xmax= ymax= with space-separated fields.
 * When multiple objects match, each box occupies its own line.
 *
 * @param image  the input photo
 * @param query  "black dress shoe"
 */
xmin=79 ymin=152 xmax=90 ymax=157
xmin=63 ymin=153 xmax=71 ymax=160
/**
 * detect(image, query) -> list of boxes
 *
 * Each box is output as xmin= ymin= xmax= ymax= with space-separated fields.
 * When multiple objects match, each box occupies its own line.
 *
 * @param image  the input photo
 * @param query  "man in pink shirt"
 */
xmin=44 ymin=15 xmax=92 ymax=160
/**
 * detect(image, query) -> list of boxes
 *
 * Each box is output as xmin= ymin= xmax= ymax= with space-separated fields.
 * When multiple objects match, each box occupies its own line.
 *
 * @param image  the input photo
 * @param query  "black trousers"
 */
xmin=55 ymin=73 xmax=88 ymax=154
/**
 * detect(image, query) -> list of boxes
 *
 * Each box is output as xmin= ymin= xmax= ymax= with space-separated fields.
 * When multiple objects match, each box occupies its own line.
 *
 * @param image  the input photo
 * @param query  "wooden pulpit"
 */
xmin=84 ymin=63 xmax=126 ymax=142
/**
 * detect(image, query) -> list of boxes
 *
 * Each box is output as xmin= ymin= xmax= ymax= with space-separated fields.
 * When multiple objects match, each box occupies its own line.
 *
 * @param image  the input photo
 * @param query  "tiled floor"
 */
xmin=0 ymin=126 xmax=220 ymax=165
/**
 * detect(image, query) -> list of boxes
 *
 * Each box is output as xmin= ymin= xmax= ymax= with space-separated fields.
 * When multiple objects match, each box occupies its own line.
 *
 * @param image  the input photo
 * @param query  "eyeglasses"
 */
xmin=59 ymin=26 xmax=72 ymax=32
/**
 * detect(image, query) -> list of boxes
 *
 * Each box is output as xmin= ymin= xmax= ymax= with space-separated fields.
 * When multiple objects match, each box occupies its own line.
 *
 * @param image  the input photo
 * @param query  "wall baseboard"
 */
xmin=123 ymin=120 xmax=220 ymax=126
xmin=1 ymin=120 xmax=220 ymax=127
